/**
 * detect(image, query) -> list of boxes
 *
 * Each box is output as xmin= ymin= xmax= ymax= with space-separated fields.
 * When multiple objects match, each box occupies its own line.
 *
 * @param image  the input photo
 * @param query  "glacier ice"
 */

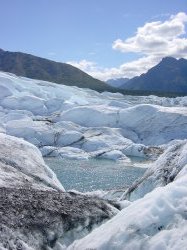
xmin=0 ymin=71 xmax=187 ymax=162
xmin=0 ymin=133 xmax=64 ymax=191
xmin=0 ymin=71 xmax=187 ymax=249
xmin=68 ymin=165 xmax=187 ymax=250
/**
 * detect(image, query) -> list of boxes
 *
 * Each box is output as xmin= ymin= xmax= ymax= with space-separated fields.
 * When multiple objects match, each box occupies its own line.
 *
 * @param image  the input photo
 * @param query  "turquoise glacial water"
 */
xmin=45 ymin=158 xmax=147 ymax=192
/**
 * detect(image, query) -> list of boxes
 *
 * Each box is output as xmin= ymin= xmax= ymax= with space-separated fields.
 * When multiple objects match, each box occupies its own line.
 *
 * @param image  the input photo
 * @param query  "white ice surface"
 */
xmin=68 ymin=165 xmax=187 ymax=250
xmin=121 ymin=139 xmax=187 ymax=201
xmin=0 ymin=71 xmax=187 ymax=161
xmin=0 ymin=133 xmax=64 ymax=191
xmin=67 ymin=138 xmax=187 ymax=249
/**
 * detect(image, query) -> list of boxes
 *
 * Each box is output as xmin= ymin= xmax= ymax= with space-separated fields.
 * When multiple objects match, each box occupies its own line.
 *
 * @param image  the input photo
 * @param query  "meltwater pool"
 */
xmin=45 ymin=158 xmax=147 ymax=192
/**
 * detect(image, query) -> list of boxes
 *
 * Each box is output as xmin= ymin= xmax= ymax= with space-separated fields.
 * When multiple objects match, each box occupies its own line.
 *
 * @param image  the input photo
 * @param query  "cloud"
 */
xmin=68 ymin=56 xmax=159 ymax=81
xmin=67 ymin=60 xmax=97 ymax=72
xmin=118 ymin=55 xmax=160 ymax=77
xmin=68 ymin=12 xmax=187 ymax=81
xmin=113 ymin=12 xmax=187 ymax=58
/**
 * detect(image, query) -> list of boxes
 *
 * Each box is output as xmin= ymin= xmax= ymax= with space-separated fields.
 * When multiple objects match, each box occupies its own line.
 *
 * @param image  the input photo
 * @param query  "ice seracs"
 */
xmin=0 ymin=71 xmax=187 ymax=161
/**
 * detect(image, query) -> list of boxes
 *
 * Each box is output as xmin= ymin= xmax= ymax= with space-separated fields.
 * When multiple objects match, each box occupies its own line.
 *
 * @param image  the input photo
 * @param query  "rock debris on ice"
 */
xmin=0 ymin=133 xmax=120 ymax=249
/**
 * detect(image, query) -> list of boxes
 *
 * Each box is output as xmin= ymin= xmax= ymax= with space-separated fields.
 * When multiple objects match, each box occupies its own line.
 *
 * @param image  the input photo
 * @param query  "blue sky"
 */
xmin=1 ymin=0 xmax=187 ymax=80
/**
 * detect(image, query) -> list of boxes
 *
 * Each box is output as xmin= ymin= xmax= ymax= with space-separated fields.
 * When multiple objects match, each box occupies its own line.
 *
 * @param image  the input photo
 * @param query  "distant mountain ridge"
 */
xmin=0 ymin=48 xmax=113 ymax=92
xmin=120 ymin=57 xmax=187 ymax=93
xmin=0 ymin=49 xmax=187 ymax=96
xmin=106 ymin=78 xmax=130 ymax=88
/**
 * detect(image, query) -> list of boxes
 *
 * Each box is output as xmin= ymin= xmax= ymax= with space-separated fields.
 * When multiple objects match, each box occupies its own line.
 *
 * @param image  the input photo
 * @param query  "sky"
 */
xmin=0 ymin=0 xmax=187 ymax=81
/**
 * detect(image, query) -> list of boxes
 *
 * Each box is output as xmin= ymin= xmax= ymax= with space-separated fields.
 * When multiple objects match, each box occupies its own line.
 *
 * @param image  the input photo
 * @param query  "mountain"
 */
xmin=106 ymin=78 xmax=130 ymax=88
xmin=0 ymin=48 xmax=113 ymax=92
xmin=121 ymin=57 xmax=187 ymax=93
xmin=1 ymin=49 xmax=186 ymax=96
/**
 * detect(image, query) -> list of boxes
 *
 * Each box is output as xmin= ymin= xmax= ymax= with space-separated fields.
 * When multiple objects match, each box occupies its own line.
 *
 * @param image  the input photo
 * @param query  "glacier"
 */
xmin=0 ymin=71 xmax=187 ymax=162
xmin=0 ymin=71 xmax=187 ymax=249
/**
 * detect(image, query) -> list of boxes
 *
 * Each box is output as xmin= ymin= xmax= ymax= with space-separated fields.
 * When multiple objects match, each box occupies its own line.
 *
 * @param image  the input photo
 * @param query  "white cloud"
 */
xmin=67 ymin=59 xmax=97 ymax=72
xmin=68 ymin=56 xmax=160 ymax=81
xmin=119 ymin=55 xmax=160 ymax=77
xmin=113 ymin=12 xmax=187 ymax=58
xmin=68 ymin=12 xmax=187 ymax=81
xmin=68 ymin=60 xmax=112 ymax=80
